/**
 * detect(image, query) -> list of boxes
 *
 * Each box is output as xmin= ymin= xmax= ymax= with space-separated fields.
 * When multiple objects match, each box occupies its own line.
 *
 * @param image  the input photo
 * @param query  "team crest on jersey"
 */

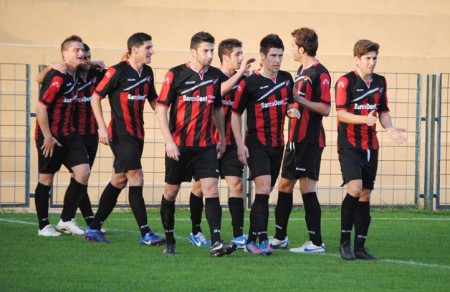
xmin=322 ymin=79 xmax=330 ymax=86
xmin=52 ymin=81 xmax=61 ymax=88
xmin=338 ymin=81 xmax=346 ymax=88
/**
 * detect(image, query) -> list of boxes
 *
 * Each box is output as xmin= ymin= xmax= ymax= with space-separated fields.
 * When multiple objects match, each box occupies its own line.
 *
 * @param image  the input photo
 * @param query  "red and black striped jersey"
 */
xmin=214 ymin=72 xmax=246 ymax=146
xmin=335 ymin=70 xmax=390 ymax=150
xmin=232 ymin=70 xmax=294 ymax=147
xmin=157 ymin=63 xmax=224 ymax=147
xmin=35 ymin=69 xmax=78 ymax=139
xmin=74 ymin=68 xmax=105 ymax=135
xmin=288 ymin=61 xmax=331 ymax=147
xmin=95 ymin=60 xmax=157 ymax=140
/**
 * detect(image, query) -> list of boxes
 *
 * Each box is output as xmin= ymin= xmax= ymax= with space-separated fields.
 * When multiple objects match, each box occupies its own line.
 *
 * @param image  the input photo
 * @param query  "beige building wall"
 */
xmin=0 ymin=0 xmax=449 ymax=208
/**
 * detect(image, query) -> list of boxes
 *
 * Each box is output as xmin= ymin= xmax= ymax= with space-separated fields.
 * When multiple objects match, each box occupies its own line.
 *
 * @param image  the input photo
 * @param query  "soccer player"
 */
xmin=188 ymin=39 xmax=255 ymax=249
xmin=270 ymin=28 xmax=331 ymax=254
xmin=35 ymin=43 xmax=105 ymax=229
xmin=231 ymin=34 xmax=300 ymax=255
xmin=83 ymin=32 xmax=165 ymax=246
xmin=157 ymin=31 xmax=236 ymax=256
xmin=335 ymin=39 xmax=406 ymax=260
xmin=34 ymin=35 xmax=91 ymax=236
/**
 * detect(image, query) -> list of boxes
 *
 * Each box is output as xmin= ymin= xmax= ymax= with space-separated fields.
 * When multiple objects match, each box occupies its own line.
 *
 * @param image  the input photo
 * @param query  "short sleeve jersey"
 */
xmin=35 ymin=69 xmax=78 ymax=139
xmin=232 ymin=70 xmax=294 ymax=147
xmin=214 ymin=72 xmax=246 ymax=146
xmin=289 ymin=61 xmax=331 ymax=147
xmin=157 ymin=63 xmax=224 ymax=148
xmin=75 ymin=68 xmax=105 ymax=135
xmin=95 ymin=60 xmax=157 ymax=140
xmin=335 ymin=70 xmax=389 ymax=150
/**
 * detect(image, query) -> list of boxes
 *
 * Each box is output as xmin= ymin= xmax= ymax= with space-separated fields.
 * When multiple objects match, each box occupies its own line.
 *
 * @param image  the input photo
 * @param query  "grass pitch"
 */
xmin=1 ymin=208 xmax=449 ymax=291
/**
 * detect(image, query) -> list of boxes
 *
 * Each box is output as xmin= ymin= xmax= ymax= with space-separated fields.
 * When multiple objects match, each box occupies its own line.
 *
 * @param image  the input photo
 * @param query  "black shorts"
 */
xmin=247 ymin=144 xmax=284 ymax=187
xmin=36 ymin=132 xmax=89 ymax=174
xmin=81 ymin=133 xmax=99 ymax=168
xmin=281 ymin=142 xmax=323 ymax=181
xmin=338 ymin=147 xmax=378 ymax=190
xmin=109 ymin=135 xmax=144 ymax=173
xmin=218 ymin=145 xmax=243 ymax=178
xmin=165 ymin=146 xmax=219 ymax=185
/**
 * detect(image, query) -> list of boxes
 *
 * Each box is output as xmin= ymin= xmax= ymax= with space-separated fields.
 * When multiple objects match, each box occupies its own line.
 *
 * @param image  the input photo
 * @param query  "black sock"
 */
xmin=302 ymin=192 xmax=322 ymax=246
xmin=160 ymin=195 xmax=176 ymax=244
xmin=354 ymin=201 xmax=371 ymax=249
xmin=274 ymin=191 xmax=293 ymax=240
xmin=340 ymin=193 xmax=359 ymax=244
xmin=129 ymin=186 xmax=150 ymax=237
xmin=228 ymin=197 xmax=244 ymax=238
xmin=248 ymin=194 xmax=269 ymax=244
xmin=61 ymin=178 xmax=87 ymax=222
xmin=90 ymin=183 xmax=122 ymax=230
xmin=205 ymin=197 xmax=222 ymax=245
xmin=78 ymin=185 xmax=94 ymax=225
xmin=189 ymin=192 xmax=203 ymax=235
xmin=35 ymin=183 xmax=51 ymax=229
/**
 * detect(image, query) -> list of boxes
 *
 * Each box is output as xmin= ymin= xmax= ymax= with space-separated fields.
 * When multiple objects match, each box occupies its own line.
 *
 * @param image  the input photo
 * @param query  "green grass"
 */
xmin=1 ymin=208 xmax=449 ymax=291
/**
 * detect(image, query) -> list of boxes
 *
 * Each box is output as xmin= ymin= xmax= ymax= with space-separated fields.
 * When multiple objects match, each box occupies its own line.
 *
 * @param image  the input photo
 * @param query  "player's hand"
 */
xmin=91 ymin=61 xmax=105 ymax=71
xmin=237 ymin=144 xmax=249 ymax=166
xmin=366 ymin=110 xmax=377 ymax=126
xmin=98 ymin=127 xmax=111 ymax=145
xmin=165 ymin=140 xmax=180 ymax=161
xmin=241 ymin=58 xmax=256 ymax=72
xmin=386 ymin=127 xmax=407 ymax=144
xmin=50 ymin=62 xmax=67 ymax=74
xmin=286 ymin=108 xmax=301 ymax=119
xmin=216 ymin=140 xmax=226 ymax=159
xmin=41 ymin=135 xmax=61 ymax=158
xmin=120 ymin=51 xmax=130 ymax=61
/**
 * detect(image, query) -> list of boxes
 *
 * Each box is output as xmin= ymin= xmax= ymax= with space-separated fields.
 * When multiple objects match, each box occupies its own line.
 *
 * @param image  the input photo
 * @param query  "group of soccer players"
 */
xmin=34 ymin=28 xmax=406 ymax=259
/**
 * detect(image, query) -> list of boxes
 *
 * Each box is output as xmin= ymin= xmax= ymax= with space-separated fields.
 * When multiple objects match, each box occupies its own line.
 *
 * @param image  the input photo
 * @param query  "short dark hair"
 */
xmin=127 ymin=32 xmax=152 ymax=54
xmin=82 ymin=43 xmax=90 ymax=52
xmin=60 ymin=35 xmax=83 ymax=53
xmin=353 ymin=39 xmax=379 ymax=58
xmin=291 ymin=27 xmax=318 ymax=57
xmin=190 ymin=31 xmax=215 ymax=49
xmin=218 ymin=38 xmax=242 ymax=63
xmin=259 ymin=34 xmax=284 ymax=55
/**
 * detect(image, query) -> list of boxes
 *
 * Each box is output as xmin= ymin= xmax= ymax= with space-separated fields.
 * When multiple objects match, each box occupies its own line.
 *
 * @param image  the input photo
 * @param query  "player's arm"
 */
xmin=213 ymin=106 xmax=226 ymax=158
xmin=231 ymin=112 xmax=248 ymax=165
xmin=91 ymin=92 xmax=110 ymax=145
xmin=156 ymin=104 xmax=180 ymax=161
xmin=294 ymin=91 xmax=330 ymax=116
xmin=35 ymin=62 xmax=67 ymax=84
xmin=35 ymin=102 xmax=61 ymax=158
xmin=220 ymin=58 xmax=255 ymax=96
xmin=379 ymin=111 xmax=407 ymax=144
xmin=286 ymin=102 xmax=300 ymax=119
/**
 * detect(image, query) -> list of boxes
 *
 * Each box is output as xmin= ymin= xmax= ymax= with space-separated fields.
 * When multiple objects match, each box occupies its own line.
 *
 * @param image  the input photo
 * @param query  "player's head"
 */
xmin=291 ymin=27 xmax=318 ymax=60
xmin=80 ymin=42 xmax=91 ymax=71
xmin=354 ymin=39 xmax=379 ymax=58
xmin=60 ymin=35 xmax=84 ymax=67
xmin=190 ymin=31 xmax=215 ymax=68
xmin=259 ymin=34 xmax=284 ymax=74
xmin=218 ymin=38 xmax=243 ymax=70
xmin=259 ymin=34 xmax=284 ymax=56
xmin=354 ymin=39 xmax=379 ymax=76
xmin=127 ymin=32 xmax=154 ymax=64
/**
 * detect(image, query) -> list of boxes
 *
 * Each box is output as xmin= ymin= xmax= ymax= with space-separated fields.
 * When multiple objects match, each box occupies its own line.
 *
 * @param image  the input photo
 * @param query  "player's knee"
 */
xmin=278 ymin=178 xmax=294 ymax=193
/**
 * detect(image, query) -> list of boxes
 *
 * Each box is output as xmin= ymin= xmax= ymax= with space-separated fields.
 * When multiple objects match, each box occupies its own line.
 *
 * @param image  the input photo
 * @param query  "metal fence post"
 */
xmin=25 ymin=64 xmax=31 ymax=207
xmin=414 ymin=74 xmax=422 ymax=206
xmin=424 ymin=74 xmax=436 ymax=210
xmin=435 ymin=74 xmax=442 ymax=208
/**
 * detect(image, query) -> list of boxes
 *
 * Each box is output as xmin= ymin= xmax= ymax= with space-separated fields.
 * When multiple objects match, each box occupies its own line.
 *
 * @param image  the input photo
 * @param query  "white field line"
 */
xmin=1 ymin=217 xmax=449 ymax=270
